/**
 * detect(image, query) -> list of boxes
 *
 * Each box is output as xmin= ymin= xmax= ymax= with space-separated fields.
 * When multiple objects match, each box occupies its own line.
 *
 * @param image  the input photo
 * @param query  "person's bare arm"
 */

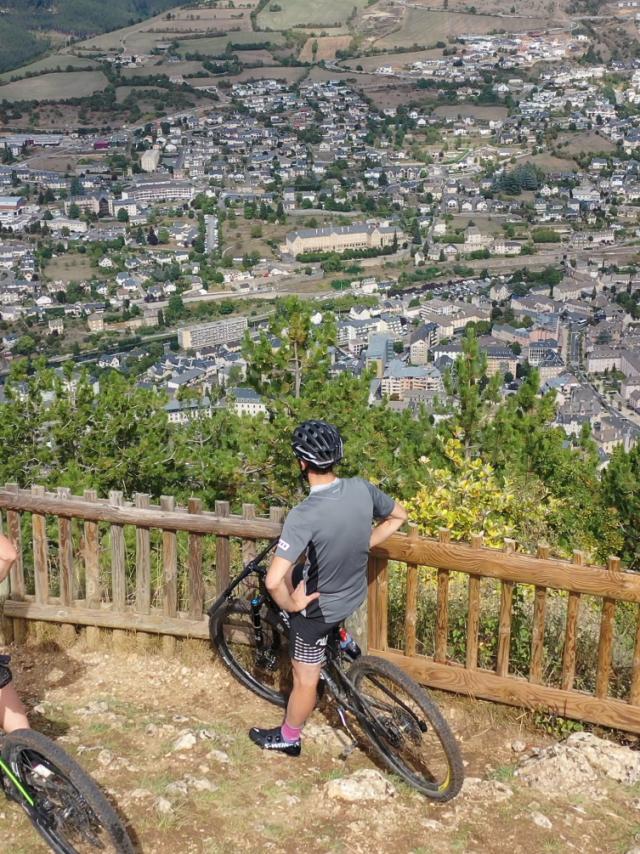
xmin=0 ymin=535 xmax=17 ymax=584
xmin=369 ymin=502 xmax=408 ymax=550
xmin=265 ymin=555 xmax=320 ymax=613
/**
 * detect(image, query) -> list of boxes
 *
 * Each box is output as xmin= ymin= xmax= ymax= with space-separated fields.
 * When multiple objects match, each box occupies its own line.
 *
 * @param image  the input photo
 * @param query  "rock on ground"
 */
xmin=462 ymin=777 xmax=513 ymax=803
xmin=323 ymin=769 xmax=397 ymax=802
xmin=172 ymin=731 xmax=197 ymax=752
xmin=516 ymin=732 xmax=640 ymax=796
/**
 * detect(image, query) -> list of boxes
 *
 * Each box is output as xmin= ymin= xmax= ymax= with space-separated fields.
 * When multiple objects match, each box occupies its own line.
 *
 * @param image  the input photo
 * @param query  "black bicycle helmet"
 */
xmin=291 ymin=420 xmax=343 ymax=469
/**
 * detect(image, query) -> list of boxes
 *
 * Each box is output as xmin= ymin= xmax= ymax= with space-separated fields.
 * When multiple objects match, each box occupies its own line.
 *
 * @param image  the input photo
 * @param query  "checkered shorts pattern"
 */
xmin=292 ymin=632 xmax=327 ymax=665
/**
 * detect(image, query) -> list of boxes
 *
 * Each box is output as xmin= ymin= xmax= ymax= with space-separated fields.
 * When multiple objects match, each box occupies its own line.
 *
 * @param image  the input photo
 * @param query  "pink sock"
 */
xmin=281 ymin=721 xmax=302 ymax=743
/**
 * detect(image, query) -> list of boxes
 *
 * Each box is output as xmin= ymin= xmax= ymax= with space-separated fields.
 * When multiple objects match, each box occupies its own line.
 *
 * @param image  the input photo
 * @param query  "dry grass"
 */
xmin=226 ymin=65 xmax=307 ymax=84
xmin=341 ymin=47 xmax=444 ymax=71
xmin=76 ymin=3 xmax=259 ymax=53
xmin=556 ymin=131 xmax=617 ymax=156
xmin=44 ymin=255 xmax=97 ymax=285
xmin=3 ymin=638 xmax=639 ymax=854
xmin=258 ymin=0 xmax=369 ymax=30
xmin=0 ymin=71 xmax=108 ymax=103
xmin=299 ymin=35 xmax=352 ymax=62
xmin=375 ymin=8 xmax=550 ymax=49
xmin=434 ymin=104 xmax=509 ymax=121
xmin=401 ymin=0 xmax=570 ymax=19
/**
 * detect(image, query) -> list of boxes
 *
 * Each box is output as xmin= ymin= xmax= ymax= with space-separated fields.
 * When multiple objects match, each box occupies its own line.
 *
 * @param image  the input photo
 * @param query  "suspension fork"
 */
xmin=250 ymin=594 xmax=266 ymax=649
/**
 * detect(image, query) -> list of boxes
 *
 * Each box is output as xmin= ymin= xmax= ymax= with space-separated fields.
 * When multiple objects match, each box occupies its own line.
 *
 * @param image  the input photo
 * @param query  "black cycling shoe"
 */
xmin=249 ymin=726 xmax=301 ymax=757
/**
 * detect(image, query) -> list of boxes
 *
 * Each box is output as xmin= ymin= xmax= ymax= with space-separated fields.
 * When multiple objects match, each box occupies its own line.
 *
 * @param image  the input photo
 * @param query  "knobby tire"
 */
xmin=2 ymin=727 xmax=135 ymax=854
xmin=347 ymin=656 xmax=464 ymax=801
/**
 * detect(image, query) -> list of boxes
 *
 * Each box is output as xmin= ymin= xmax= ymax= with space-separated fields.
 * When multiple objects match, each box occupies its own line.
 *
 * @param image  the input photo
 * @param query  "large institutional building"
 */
xmin=177 ymin=316 xmax=248 ymax=350
xmin=282 ymin=222 xmax=402 ymax=258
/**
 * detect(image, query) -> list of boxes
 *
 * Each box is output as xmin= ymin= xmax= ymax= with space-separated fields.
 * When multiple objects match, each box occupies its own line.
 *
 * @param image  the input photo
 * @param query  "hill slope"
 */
xmin=0 ymin=1 xmax=184 ymax=74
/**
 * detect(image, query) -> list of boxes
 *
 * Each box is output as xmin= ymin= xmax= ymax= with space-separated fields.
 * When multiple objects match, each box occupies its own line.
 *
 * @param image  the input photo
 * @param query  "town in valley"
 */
xmin=1 ymin=0 xmax=640 ymax=465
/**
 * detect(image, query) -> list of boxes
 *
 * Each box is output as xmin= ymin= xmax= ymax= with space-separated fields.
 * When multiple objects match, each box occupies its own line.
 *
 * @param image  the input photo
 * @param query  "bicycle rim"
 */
xmin=3 ymin=730 xmax=134 ymax=854
xmin=211 ymin=599 xmax=292 ymax=707
xmin=348 ymin=657 xmax=464 ymax=801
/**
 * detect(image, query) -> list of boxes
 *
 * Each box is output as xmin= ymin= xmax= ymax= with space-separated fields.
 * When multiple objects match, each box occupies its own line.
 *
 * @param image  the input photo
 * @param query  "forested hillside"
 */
xmin=0 ymin=1 xmax=183 ymax=73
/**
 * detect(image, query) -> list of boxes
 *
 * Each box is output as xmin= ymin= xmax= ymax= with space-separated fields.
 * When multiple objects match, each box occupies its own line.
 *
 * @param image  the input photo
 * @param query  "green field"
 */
xmin=175 ymin=31 xmax=285 ymax=57
xmin=121 ymin=61 xmax=207 ymax=79
xmin=258 ymin=0 xmax=369 ymax=29
xmin=0 ymin=54 xmax=100 ymax=83
xmin=377 ymin=8 xmax=548 ymax=48
xmin=0 ymin=70 xmax=108 ymax=103
xmin=433 ymin=104 xmax=509 ymax=120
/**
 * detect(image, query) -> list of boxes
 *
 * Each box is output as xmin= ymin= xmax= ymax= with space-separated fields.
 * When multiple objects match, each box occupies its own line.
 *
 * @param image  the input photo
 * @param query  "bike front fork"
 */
xmin=250 ymin=595 xmax=283 ymax=672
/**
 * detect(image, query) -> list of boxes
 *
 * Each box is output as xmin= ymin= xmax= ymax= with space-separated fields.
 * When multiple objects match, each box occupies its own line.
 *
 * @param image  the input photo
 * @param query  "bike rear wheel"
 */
xmin=348 ymin=656 xmax=464 ymax=801
xmin=2 ymin=727 xmax=135 ymax=853
xmin=209 ymin=598 xmax=291 ymax=707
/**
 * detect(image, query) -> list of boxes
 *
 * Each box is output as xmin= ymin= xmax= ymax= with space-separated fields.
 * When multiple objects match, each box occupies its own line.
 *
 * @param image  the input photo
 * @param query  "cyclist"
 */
xmin=0 ymin=533 xmax=30 ymax=733
xmin=249 ymin=419 xmax=407 ymax=756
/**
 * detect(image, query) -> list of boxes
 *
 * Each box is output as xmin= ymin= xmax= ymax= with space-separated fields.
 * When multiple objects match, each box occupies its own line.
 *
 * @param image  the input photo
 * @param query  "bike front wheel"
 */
xmin=209 ymin=598 xmax=292 ymax=707
xmin=2 ymin=727 xmax=135 ymax=853
xmin=348 ymin=656 xmax=464 ymax=801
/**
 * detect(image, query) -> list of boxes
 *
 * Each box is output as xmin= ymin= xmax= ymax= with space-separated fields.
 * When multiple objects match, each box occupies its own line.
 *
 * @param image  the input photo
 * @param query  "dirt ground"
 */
xmin=2 ymin=637 xmax=640 ymax=854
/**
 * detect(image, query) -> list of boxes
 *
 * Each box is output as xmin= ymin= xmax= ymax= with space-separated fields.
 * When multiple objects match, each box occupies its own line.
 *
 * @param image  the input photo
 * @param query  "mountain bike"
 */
xmin=0 ymin=671 xmax=135 ymax=853
xmin=208 ymin=540 xmax=464 ymax=802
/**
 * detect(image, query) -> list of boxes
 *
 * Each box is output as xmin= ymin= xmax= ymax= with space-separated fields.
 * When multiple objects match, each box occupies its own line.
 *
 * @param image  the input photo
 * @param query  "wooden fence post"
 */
xmin=134 ymin=493 xmax=152 ymax=652
xmin=404 ymin=524 xmax=419 ymax=658
xmin=366 ymin=554 xmax=388 ymax=654
xmin=434 ymin=528 xmax=451 ymax=663
xmin=57 ymin=487 xmax=76 ymax=647
xmin=109 ymin=491 xmax=127 ymax=652
xmin=32 ymin=485 xmax=48 ymax=607
xmin=215 ymin=500 xmax=230 ymax=596
xmin=188 ymin=497 xmax=204 ymax=621
xmin=530 ymin=542 xmax=550 ymax=685
xmin=629 ymin=580 xmax=640 ymax=706
xmin=496 ymin=538 xmax=516 ymax=678
xmin=466 ymin=534 xmax=483 ymax=670
xmin=242 ymin=504 xmax=257 ymax=565
xmin=83 ymin=489 xmax=100 ymax=650
xmin=161 ymin=495 xmax=177 ymax=657
xmin=561 ymin=550 xmax=584 ymax=691
xmin=596 ymin=556 xmax=620 ymax=699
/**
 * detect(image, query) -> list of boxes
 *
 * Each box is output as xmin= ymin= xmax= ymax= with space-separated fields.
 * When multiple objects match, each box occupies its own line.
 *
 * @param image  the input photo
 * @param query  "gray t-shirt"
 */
xmin=275 ymin=477 xmax=396 ymax=624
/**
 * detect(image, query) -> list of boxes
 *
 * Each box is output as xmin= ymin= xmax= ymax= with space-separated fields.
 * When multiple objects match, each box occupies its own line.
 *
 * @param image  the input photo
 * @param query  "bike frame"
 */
xmin=207 ymin=541 xmax=414 ymax=742
xmin=0 ymin=753 xmax=35 ymax=807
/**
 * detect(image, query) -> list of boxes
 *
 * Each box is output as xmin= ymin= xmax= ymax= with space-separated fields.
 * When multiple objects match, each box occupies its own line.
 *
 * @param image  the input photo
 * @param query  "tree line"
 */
xmin=0 ymin=299 xmax=637 ymax=568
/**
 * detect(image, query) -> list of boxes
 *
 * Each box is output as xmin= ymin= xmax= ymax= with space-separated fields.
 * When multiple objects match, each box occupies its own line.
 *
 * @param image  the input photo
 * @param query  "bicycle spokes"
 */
xmin=356 ymin=674 xmax=450 ymax=788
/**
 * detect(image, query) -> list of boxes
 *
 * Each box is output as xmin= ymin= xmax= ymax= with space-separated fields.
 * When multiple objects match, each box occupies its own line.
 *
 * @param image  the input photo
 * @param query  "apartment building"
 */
xmin=282 ymin=222 xmax=403 ymax=257
xmin=226 ymin=387 xmax=267 ymax=417
xmin=177 ymin=316 xmax=248 ymax=350
xmin=123 ymin=179 xmax=195 ymax=206
xmin=381 ymin=360 xmax=443 ymax=397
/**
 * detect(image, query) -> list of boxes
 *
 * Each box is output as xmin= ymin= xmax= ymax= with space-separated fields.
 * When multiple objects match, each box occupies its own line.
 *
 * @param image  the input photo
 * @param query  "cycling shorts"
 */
xmin=288 ymin=613 xmax=339 ymax=666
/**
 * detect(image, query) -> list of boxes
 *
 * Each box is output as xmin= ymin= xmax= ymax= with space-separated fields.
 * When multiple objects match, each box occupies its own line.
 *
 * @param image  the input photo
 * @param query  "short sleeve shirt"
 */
xmin=275 ymin=477 xmax=395 ymax=624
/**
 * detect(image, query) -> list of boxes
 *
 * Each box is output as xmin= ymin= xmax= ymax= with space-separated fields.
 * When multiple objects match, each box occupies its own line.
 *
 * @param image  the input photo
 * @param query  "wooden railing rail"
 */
xmin=2 ymin=484 xmax=640 ymax=733
xmin=0 ymin=485 xmax=283 ymax=645
xmin=368 ymin=532 xmax=640 ymax=734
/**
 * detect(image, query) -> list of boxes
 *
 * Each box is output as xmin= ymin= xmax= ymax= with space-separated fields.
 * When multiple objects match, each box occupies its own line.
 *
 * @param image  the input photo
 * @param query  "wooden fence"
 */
xmin=1 ymin=485 xmax=640 ymax=733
